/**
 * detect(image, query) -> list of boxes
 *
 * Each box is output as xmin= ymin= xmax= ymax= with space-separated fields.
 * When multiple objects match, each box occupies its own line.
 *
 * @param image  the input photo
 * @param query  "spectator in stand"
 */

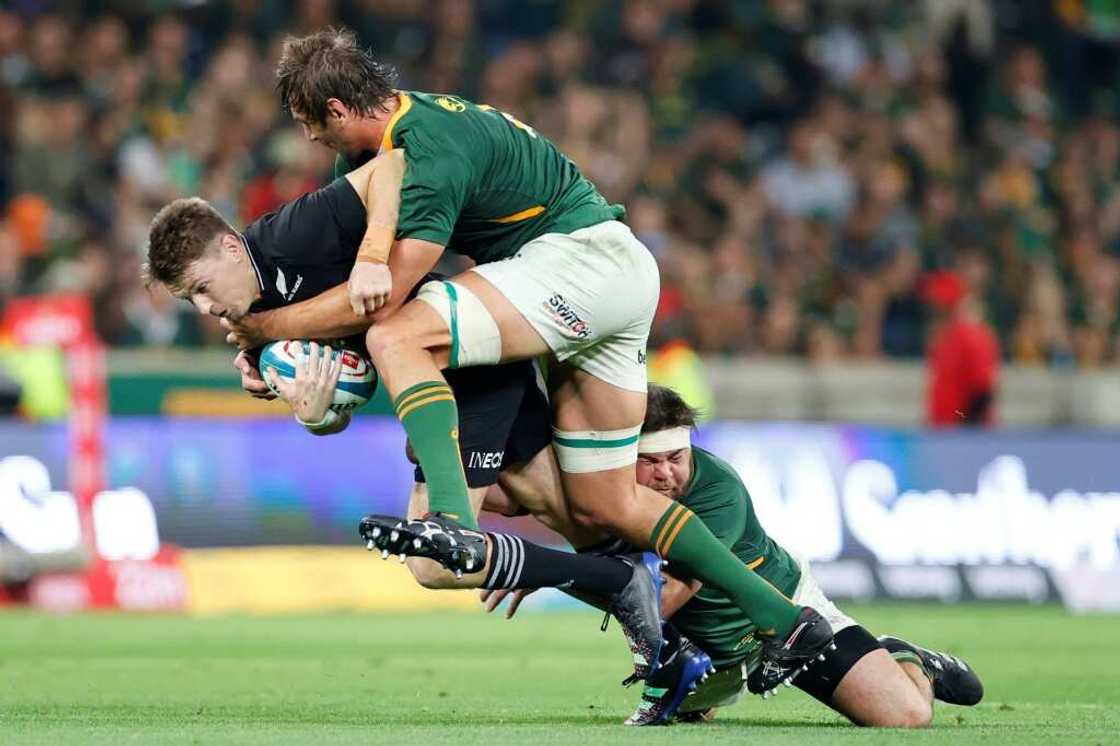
xmin=0 ymin=2 xmax=1114 ymax=369
xmin=762 ymin=119 xmax=855 ymax=222
xmin=923 ymin=271 xmax=1000 ymax=427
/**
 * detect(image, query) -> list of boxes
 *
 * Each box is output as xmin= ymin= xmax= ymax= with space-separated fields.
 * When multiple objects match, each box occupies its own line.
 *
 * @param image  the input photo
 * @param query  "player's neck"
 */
xmin=362 ymin=93 xmax=402 ymax=152
xmin=235 ymin=232 xmax=263 ymax=305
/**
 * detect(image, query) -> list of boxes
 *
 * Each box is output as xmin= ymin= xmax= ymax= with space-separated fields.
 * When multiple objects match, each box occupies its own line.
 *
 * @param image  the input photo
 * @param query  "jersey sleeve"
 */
xmin=245 ymin=177 xmax=367 ymax=266
xmin=394 ymin=146 xmax=472 ymax=246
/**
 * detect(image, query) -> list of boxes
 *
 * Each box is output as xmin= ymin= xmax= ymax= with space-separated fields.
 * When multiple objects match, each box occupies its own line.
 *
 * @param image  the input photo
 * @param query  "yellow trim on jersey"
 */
xmin=490 ymin=205 xmax=546 ymax=224
xmin=746 ymin=556 xmax=765 ymax=571
xmin=380 ymin=92 xmax=413 ymax=153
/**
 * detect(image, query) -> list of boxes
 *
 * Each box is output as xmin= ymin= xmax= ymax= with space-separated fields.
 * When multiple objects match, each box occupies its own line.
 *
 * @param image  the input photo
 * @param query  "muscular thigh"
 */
xmin=795 ymin=624 xmax=929 ymax=728
xmin=455 ymin=271 xmax=551 ymax=360
xmin=549 ymin=363 xmax=647 ymax=432
xmin=460 ymin=222 xmax=659 ymax=394
xmin=498 ymin=446 xmax=608 ymax=549
xmin=369 ymin=297 xmax=452 ymax=380
xmin=829 ymin=648 xmax=930 ymax=727
xmin=547 ymin=364 xmax=666 ymax=544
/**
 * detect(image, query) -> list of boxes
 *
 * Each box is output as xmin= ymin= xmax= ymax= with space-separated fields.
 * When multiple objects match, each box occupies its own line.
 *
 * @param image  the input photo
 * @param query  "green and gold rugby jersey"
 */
xmin=670 ymin=447 xmax=803 ymax=670
xmin=336 ymin=91 xmax=624 ymax=264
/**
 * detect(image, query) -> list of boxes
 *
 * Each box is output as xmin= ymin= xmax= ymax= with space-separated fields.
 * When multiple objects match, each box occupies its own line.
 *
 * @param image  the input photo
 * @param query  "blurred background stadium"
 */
xmin=0 ymin=0 xmax=1119 ymax=676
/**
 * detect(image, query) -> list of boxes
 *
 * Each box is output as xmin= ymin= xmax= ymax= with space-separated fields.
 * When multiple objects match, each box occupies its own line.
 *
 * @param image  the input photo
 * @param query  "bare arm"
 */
xmin=345 ymin=149 xmax=406 ymax=315
xmin=255 ymin=283 xmax=366 ymax=340
xmin=369 ymin=238 xmax=445 ymax=321
xmin=343 ymin=149 xmax=405 ymax=256
xmin=225 ymin=237 xmax=445 ymax=348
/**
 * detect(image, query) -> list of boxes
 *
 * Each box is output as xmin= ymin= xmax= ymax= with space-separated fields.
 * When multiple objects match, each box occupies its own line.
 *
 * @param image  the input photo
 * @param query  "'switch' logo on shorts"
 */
xmin=544 ymin=293 xmax=592 ymax=339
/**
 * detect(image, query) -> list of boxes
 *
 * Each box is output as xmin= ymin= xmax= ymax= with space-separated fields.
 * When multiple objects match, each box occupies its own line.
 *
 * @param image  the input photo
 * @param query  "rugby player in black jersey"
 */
xmin=144 ymin=154 xmax=665 ymax=680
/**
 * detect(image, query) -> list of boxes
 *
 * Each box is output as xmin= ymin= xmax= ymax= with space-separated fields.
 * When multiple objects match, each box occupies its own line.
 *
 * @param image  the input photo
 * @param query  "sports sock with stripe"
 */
xmin=650 ymin=503 xmax=801 ymax=636
xmin=482 ymin=533 xmax=632 ymax=597
xmin=393 ymin=380 xmax=477 ymax=530
xmin=888 ymin=649 xmax=932 ymax=681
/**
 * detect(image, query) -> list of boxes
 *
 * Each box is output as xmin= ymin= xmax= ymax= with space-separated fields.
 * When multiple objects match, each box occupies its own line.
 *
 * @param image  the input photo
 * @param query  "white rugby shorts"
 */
xmin=469 ymin=220 xmax=659 ymax=392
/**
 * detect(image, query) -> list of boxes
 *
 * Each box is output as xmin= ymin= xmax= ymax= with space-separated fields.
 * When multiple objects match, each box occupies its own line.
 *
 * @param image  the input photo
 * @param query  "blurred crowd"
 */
xmin=2 ymin=0 xmax=1120 ymax=367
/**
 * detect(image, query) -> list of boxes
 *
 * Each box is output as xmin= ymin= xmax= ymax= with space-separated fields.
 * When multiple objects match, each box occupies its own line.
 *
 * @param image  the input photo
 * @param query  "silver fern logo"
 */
xmin=274 ymin=268 xmax=303 ymax=302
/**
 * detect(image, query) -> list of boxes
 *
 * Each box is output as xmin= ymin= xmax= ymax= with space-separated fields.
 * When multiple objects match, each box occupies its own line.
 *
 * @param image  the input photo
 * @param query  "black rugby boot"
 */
xmin=879 ymin=635 xmax=984 ymax=706
xmin=359 ymin=512 xmax=487 ymax=577
xmin=747 ymin=607 xmax=836 ymax=696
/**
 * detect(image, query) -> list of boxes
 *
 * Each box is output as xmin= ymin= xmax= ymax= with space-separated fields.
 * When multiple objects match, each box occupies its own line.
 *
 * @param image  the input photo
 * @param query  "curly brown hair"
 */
xmin=144 ymin=198 xmax=233 ymax=290
xmin=275 ymin=27 xmax=396 ymax=124
xmin=643 ymin=385 xmax=701 ymax=434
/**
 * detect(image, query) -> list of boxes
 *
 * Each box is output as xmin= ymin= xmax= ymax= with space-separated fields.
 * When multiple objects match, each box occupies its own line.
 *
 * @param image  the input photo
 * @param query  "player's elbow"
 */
xmin=406 ymin=557 xmax=459 ymax=589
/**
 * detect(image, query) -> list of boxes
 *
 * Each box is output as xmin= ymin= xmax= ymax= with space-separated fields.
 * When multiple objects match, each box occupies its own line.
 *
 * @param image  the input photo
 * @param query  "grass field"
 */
xmin=1 ymin=604 xmax=1117 ymax=745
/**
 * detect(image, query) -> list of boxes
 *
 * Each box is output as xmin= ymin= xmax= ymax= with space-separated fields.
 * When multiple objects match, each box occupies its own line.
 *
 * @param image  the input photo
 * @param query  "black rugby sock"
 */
xmin=482 ymin=533 xmax=632 ymax=597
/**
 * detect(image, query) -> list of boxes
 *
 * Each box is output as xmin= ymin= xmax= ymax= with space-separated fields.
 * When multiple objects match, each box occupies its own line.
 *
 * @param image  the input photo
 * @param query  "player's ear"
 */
xmin=325 ymin=98 xmax=349 ymax=122
xmin=220 ymin=232 xmax=243 ymax=260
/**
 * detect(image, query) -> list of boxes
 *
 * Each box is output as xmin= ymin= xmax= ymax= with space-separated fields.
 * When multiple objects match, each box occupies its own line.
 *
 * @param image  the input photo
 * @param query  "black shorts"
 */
xmin=412 ymin=361 xmax=552 ymax=488
xmin=794 ymin=625 xmax=883 ymax=702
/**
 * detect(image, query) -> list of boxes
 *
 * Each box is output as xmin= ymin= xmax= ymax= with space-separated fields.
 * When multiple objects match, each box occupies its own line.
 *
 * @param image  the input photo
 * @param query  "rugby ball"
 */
xmin=259 ymin=339 xmax=377 ymax=411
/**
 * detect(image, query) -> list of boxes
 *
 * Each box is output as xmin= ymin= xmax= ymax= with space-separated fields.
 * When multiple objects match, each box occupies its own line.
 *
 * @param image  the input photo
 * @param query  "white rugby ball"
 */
xmin=259 ymin=339 xmax=377 ymax=410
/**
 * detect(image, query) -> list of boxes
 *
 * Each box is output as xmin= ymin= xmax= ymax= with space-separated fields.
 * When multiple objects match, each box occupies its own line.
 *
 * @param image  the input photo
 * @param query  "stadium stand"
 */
xmin=0 ymin=0 xmax=1118 ymax=369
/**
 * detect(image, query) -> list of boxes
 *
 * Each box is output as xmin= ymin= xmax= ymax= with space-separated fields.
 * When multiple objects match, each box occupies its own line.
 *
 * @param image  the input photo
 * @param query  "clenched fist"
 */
xmin=348 ymin=262 xmax=392 ymax=316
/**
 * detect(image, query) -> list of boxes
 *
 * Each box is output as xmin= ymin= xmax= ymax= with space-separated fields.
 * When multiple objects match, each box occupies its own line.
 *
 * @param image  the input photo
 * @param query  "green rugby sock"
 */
xmin=651 ymin=503 xmax=800 ymax=636
xmin=394 ymin=381 xmax=477 ymax=530
xmin=890 ymin=650 xmax=931 ymax=680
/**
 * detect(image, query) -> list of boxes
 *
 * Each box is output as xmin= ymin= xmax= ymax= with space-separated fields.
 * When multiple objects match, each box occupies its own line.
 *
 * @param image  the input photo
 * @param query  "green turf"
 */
xmin=1 ymin=604 xmax=1117 ymax=745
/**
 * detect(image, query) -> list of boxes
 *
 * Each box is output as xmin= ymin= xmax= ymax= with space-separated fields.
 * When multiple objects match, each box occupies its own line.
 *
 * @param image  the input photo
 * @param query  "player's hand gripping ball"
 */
xmin=259 ymin=339 xmax=377 ymax=411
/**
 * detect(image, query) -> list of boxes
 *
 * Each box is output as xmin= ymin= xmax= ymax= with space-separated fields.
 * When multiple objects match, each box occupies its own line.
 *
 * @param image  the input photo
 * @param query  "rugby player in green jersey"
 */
xmin=487 ymin=385 xmax=984 ymax=727
xmin=145 ymin=149 xmax=671 ymax=681
xmin=219 ymin=28 xmax=833 ymax=690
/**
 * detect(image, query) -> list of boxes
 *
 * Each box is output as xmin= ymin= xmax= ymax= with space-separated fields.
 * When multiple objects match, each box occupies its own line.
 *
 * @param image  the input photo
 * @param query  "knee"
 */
xmin=904 ymin=700 xmax=934 ymax=728
xmin=365 ymin=323 xmax=405 ymax=363
xmin=873 ymin=700 xmax=932 ymax=729
xmin=406 ymin=557 xmax=456 ymax=589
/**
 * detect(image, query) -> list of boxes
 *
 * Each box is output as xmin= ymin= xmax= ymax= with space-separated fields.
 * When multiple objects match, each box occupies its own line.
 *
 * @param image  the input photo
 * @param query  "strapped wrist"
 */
xmin=356 ymin=224 xmax=395 ymax=264
xmin=296 ymin=407 xmax=343 ymax=431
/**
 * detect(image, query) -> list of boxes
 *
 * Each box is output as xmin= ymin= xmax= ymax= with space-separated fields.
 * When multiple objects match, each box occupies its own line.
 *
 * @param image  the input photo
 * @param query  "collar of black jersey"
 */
xmin=241 ymin=232 xmax=282 ymax=312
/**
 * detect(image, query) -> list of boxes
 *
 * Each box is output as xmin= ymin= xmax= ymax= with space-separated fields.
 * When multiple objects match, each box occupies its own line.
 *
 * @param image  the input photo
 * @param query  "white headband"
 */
xmin=638 ymin=427 xmax=692 ymax=454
